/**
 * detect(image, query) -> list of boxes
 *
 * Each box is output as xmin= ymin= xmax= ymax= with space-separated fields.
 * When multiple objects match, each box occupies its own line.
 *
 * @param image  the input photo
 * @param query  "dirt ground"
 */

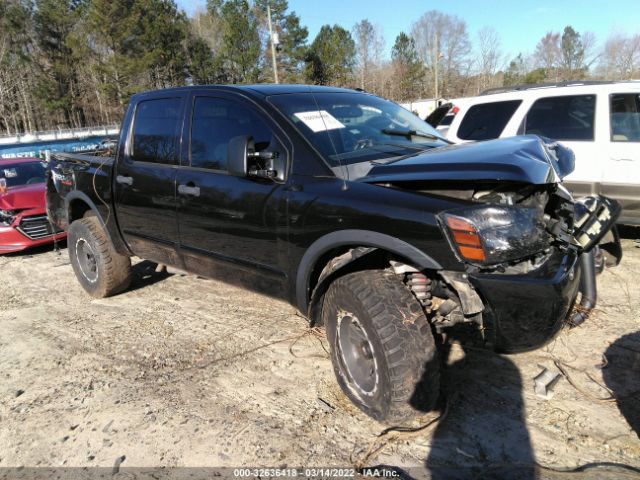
xmin=0 ymin=230 xmax=639 ymax=479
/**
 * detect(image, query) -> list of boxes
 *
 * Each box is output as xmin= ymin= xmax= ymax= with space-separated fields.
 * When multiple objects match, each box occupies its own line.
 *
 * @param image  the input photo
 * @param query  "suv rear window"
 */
xmin=457 ymin=100 xmax=521 ymax=140
xmin=610 ymin=93 xmax=640 ymax=142
xmin=522 ymin=95 xmax=595 ymax=141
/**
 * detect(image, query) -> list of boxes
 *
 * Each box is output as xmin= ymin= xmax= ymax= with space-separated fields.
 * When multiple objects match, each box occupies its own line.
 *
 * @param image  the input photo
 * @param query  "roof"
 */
xmin=131 ymin=84 xmax=360 ymax=100
xmin=481 ymin=80 xmax=640 ymax=96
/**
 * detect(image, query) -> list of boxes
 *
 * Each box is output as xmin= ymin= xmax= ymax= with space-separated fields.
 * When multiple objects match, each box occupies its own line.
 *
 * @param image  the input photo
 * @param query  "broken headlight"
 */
xmin=0 ymin=210 xmax=16 ymax=227
xmin=439 ymin=206 xmax=550 ymax=266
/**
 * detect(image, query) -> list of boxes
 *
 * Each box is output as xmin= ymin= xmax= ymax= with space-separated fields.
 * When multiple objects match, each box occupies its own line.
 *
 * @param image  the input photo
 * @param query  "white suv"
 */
xmin=444 ymin=81 xmax=640 ymax=224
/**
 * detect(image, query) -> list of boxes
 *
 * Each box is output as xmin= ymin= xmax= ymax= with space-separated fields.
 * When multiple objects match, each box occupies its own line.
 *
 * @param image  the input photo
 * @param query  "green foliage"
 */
xmin=253 ymin=0 xmax=308 ymax=83
xmin=305 ymin=24 xmax=355 ymax=86
xmin=391 ymin=32 xmax=424 ymax=100
xmin=503 ymin=54 xmax=525 ymax=86
xmin=561 ymin=25 xmax=586 ymax=79
xmin=33 ymin=0 xmax=84 ymax=122
xmin=523 ymin=67 xmax=547 ymax=84
xmin=216 ymin=0 xmax=261 ymax=83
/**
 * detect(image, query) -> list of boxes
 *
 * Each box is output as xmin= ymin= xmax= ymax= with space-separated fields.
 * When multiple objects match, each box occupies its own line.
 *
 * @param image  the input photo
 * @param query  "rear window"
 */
xmin=131 ymin=98 xmax=182 ymax=164
xmin=610 ymin=93 xmax=640 ymax=142
xmin=522 ymin=95 xmax=595 ymax=141
xmin=457 ymin=100 xmax=521 ymax=140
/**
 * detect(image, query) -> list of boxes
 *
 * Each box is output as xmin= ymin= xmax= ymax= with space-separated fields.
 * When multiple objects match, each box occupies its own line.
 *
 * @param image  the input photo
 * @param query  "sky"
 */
xmin=176 ymin=0 xmax=640 ymax=61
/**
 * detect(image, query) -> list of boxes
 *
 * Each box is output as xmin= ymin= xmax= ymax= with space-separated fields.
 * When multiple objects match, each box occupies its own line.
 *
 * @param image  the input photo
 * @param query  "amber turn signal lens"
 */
xmin=446 ymin=216 xmax=476 ymax=232
xmin=452 ymin=230 xmax=482 ymax=247
xmin=445 ymin=215 xmax=486 ymax=262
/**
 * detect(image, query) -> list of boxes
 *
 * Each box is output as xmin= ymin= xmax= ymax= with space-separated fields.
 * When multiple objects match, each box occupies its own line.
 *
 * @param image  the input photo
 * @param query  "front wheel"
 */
xmin=68 ymin=217 xmax=132 ymax=298
xmin=322 ymin=269 xmax=440 ymax=423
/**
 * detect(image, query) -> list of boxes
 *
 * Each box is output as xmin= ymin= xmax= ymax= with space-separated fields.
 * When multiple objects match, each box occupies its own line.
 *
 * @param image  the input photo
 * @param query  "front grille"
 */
xmin=17 ymin=215 xmax=63 ymax=240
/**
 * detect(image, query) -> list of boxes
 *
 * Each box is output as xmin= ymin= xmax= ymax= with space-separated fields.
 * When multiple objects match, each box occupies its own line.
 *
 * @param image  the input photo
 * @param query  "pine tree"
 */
xmin=212 ymin=0 xmax=261 ymax=83
xmin=33 ymin=0 xmax=84 ymax=127
xmin=304 ymin=25 xmax=355 ymax=86
xmin=253 ymin=0 xmax=308 ymax=83
xmin=391 ymin=32 xmax=424 ymax=100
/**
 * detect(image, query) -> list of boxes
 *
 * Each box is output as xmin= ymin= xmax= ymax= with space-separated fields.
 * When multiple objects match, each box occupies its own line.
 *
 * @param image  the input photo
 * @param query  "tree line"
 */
xmin=1 ymin=0 xmax=639 ymax=135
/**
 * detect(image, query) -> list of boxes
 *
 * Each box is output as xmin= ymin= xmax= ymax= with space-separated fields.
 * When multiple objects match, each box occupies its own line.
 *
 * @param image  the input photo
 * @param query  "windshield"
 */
xmin=0 ymin=161 xmax=46 ymax=188
xmin=268 ymin=92 xmax=449 ymax=169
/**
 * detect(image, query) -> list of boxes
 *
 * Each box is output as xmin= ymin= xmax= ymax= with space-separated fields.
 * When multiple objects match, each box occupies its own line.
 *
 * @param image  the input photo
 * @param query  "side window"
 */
xmin=190 ymin=97 xmax=274 ymax=171
xmin=610 ymin=93 xmax=640 ymax=142
xmin=131 ymin=98 xmax=181 ymax=164
xmin=523 ymin=95 xmax=595 ymax=141
xmin=457 ymin=100 xmax=521 ymax=140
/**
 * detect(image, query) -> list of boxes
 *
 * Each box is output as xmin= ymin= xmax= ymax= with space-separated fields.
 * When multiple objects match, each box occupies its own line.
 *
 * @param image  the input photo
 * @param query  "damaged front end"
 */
xmin=369 ymin=136 xmax=622 ymax=351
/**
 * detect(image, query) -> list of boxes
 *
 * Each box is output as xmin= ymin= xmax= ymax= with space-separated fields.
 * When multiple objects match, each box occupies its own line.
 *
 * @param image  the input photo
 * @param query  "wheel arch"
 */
xmin=65 ymin=191 xmax=131 ymax=256
xmin=295 ymin=229 xmax=443 ymax=322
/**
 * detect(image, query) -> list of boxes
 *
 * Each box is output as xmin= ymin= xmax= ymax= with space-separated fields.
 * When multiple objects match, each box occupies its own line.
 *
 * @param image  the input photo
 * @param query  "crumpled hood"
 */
xmin=361 ymin=135 xmax=575 ymax=185
xmin=0 ymin=183 xmax=45 ymax=211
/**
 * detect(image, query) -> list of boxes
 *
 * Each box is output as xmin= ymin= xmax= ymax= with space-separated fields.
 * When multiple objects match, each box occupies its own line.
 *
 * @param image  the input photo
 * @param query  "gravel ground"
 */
xmin=0 ymin=229 xmax=639 ymax=479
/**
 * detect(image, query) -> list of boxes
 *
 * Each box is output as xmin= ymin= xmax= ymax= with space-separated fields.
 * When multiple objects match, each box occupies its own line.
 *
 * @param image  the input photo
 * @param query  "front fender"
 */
xmin=295 ymin=229 xmax=443 ymax=314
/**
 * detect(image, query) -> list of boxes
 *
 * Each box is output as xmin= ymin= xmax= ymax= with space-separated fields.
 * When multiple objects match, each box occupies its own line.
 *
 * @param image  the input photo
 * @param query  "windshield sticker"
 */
xmin=294 ymin=110 xmax=345 ymax=133
xmin=3 ymin=168 xmax=17 ymax=178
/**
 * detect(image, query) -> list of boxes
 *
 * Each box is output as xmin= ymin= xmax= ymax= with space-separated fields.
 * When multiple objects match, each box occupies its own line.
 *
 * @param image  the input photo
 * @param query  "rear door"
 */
xmin=176 ymin=91 xmax=288 ymax=284
xmin=602 ymin=91 xmax=640 ymax=222
xmin=114 ymin=94 xmax=186 ymax=266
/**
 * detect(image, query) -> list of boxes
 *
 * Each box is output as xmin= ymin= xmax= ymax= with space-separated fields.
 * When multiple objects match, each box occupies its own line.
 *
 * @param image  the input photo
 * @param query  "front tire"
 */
xmin=322 ymin=269 xmax=440 ymax=423
xmin=68 ymin=217 xmax=132 ymax=298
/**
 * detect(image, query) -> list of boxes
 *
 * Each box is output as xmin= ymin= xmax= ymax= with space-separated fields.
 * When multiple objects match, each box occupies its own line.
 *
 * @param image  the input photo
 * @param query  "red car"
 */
xmin=0 ymin=158 xmax=66 ymax=253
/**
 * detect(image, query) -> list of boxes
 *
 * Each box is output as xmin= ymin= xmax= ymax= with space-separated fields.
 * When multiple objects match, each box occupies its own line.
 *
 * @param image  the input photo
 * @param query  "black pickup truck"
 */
xmin=47 ymin=84 xmax=622 ymax=423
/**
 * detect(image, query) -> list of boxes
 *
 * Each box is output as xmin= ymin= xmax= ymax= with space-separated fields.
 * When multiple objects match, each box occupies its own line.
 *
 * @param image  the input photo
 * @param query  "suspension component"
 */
xmin=405 ymin=272 xmax=432 ymax=309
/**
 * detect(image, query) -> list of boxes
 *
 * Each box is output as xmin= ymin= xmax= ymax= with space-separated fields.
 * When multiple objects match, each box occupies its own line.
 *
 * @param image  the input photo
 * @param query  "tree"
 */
xmin=411 ymin=10 xmax=471 ymax=97
xmin=476 ymin=27 xmax=502 ymax=92
xmin=33 ymin=0 xmax=85 ymax=127
xmin=560 ymin=26 xmax=585 ymax=79
xmin=212 ymin=0 xmax=261 ymax=83
xmin=534 ymin=32 xmax=561 ymax=81
xmin=0 ymin=0 xmax=40 ymax=133
xmin=391 ymin=32 xmax=424 ymax=101
xmin=254 ymin=0 xmax=308 ymax=83
xmin=304 ymin=25 xmax=355 ymax=86
xmin=353 ymin=19 xmax=384 ymax=90
xmin=503 ymin=54 xmax=526 ymax=86
xmin=134 ymin=0 xmax=191 ymax=89
xmin=599 ymin=33 xmax=640 ymax=79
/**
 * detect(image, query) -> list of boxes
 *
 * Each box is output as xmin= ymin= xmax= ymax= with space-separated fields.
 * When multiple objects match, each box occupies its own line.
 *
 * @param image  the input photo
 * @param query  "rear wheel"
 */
xmin=68 ymin=217 xmax=131 ymax=298
xmin=322 ymin=269 xmax=440 ymax=423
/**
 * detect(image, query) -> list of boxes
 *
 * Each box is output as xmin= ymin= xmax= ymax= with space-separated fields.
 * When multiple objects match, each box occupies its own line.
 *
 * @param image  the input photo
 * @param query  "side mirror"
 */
xmin=227 ymin=135 xmax=254 ymax=177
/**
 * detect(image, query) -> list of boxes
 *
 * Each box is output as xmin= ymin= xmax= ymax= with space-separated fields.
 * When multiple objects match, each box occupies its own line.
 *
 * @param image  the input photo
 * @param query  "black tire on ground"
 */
xmin=322 ymin=269 xmax=440 ymax=423
xmin=68 ymin=217 xmax=132 ymax=298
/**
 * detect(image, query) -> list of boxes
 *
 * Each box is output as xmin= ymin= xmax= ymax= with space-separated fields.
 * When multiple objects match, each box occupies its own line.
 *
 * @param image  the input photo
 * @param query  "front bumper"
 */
xmin=0 ymin=224 xmax=66 ymax=254
xmin=469 ymin=250 xmax=581 ymax=353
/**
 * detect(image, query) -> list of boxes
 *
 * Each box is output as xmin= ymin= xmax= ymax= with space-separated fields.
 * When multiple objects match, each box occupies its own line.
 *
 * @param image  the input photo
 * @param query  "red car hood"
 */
xmin=0 ymin=183 xmax=45 ymax=211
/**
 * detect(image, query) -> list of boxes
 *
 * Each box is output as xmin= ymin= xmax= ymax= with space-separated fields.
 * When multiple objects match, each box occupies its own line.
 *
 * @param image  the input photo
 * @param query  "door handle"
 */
xmin=178 ymin=184 xmax=201 ymax=197
xmin=116 ymin=175 xmax=133 ymax=186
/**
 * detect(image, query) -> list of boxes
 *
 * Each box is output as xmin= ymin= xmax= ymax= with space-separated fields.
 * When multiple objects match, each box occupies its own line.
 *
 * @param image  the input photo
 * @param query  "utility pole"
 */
xmin=267 ymin=4 xmax=279 ymax=84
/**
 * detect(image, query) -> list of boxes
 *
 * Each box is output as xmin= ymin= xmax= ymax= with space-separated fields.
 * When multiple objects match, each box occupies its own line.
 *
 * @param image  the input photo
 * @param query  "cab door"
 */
xmin=176 ymin=91 xmax=289 ymax=288
xmin=114 ymin=94 xmax=186 ymax=266
xmin=601 ymin=91 xmax=640 ymax=223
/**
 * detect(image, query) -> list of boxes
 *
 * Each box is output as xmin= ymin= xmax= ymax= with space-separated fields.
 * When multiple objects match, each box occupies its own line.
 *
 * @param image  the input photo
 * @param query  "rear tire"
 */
xmin=68 ymin=217 xmax=131 ymax=298
xmin=322 ymin=269 xmax=440 ymax=423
